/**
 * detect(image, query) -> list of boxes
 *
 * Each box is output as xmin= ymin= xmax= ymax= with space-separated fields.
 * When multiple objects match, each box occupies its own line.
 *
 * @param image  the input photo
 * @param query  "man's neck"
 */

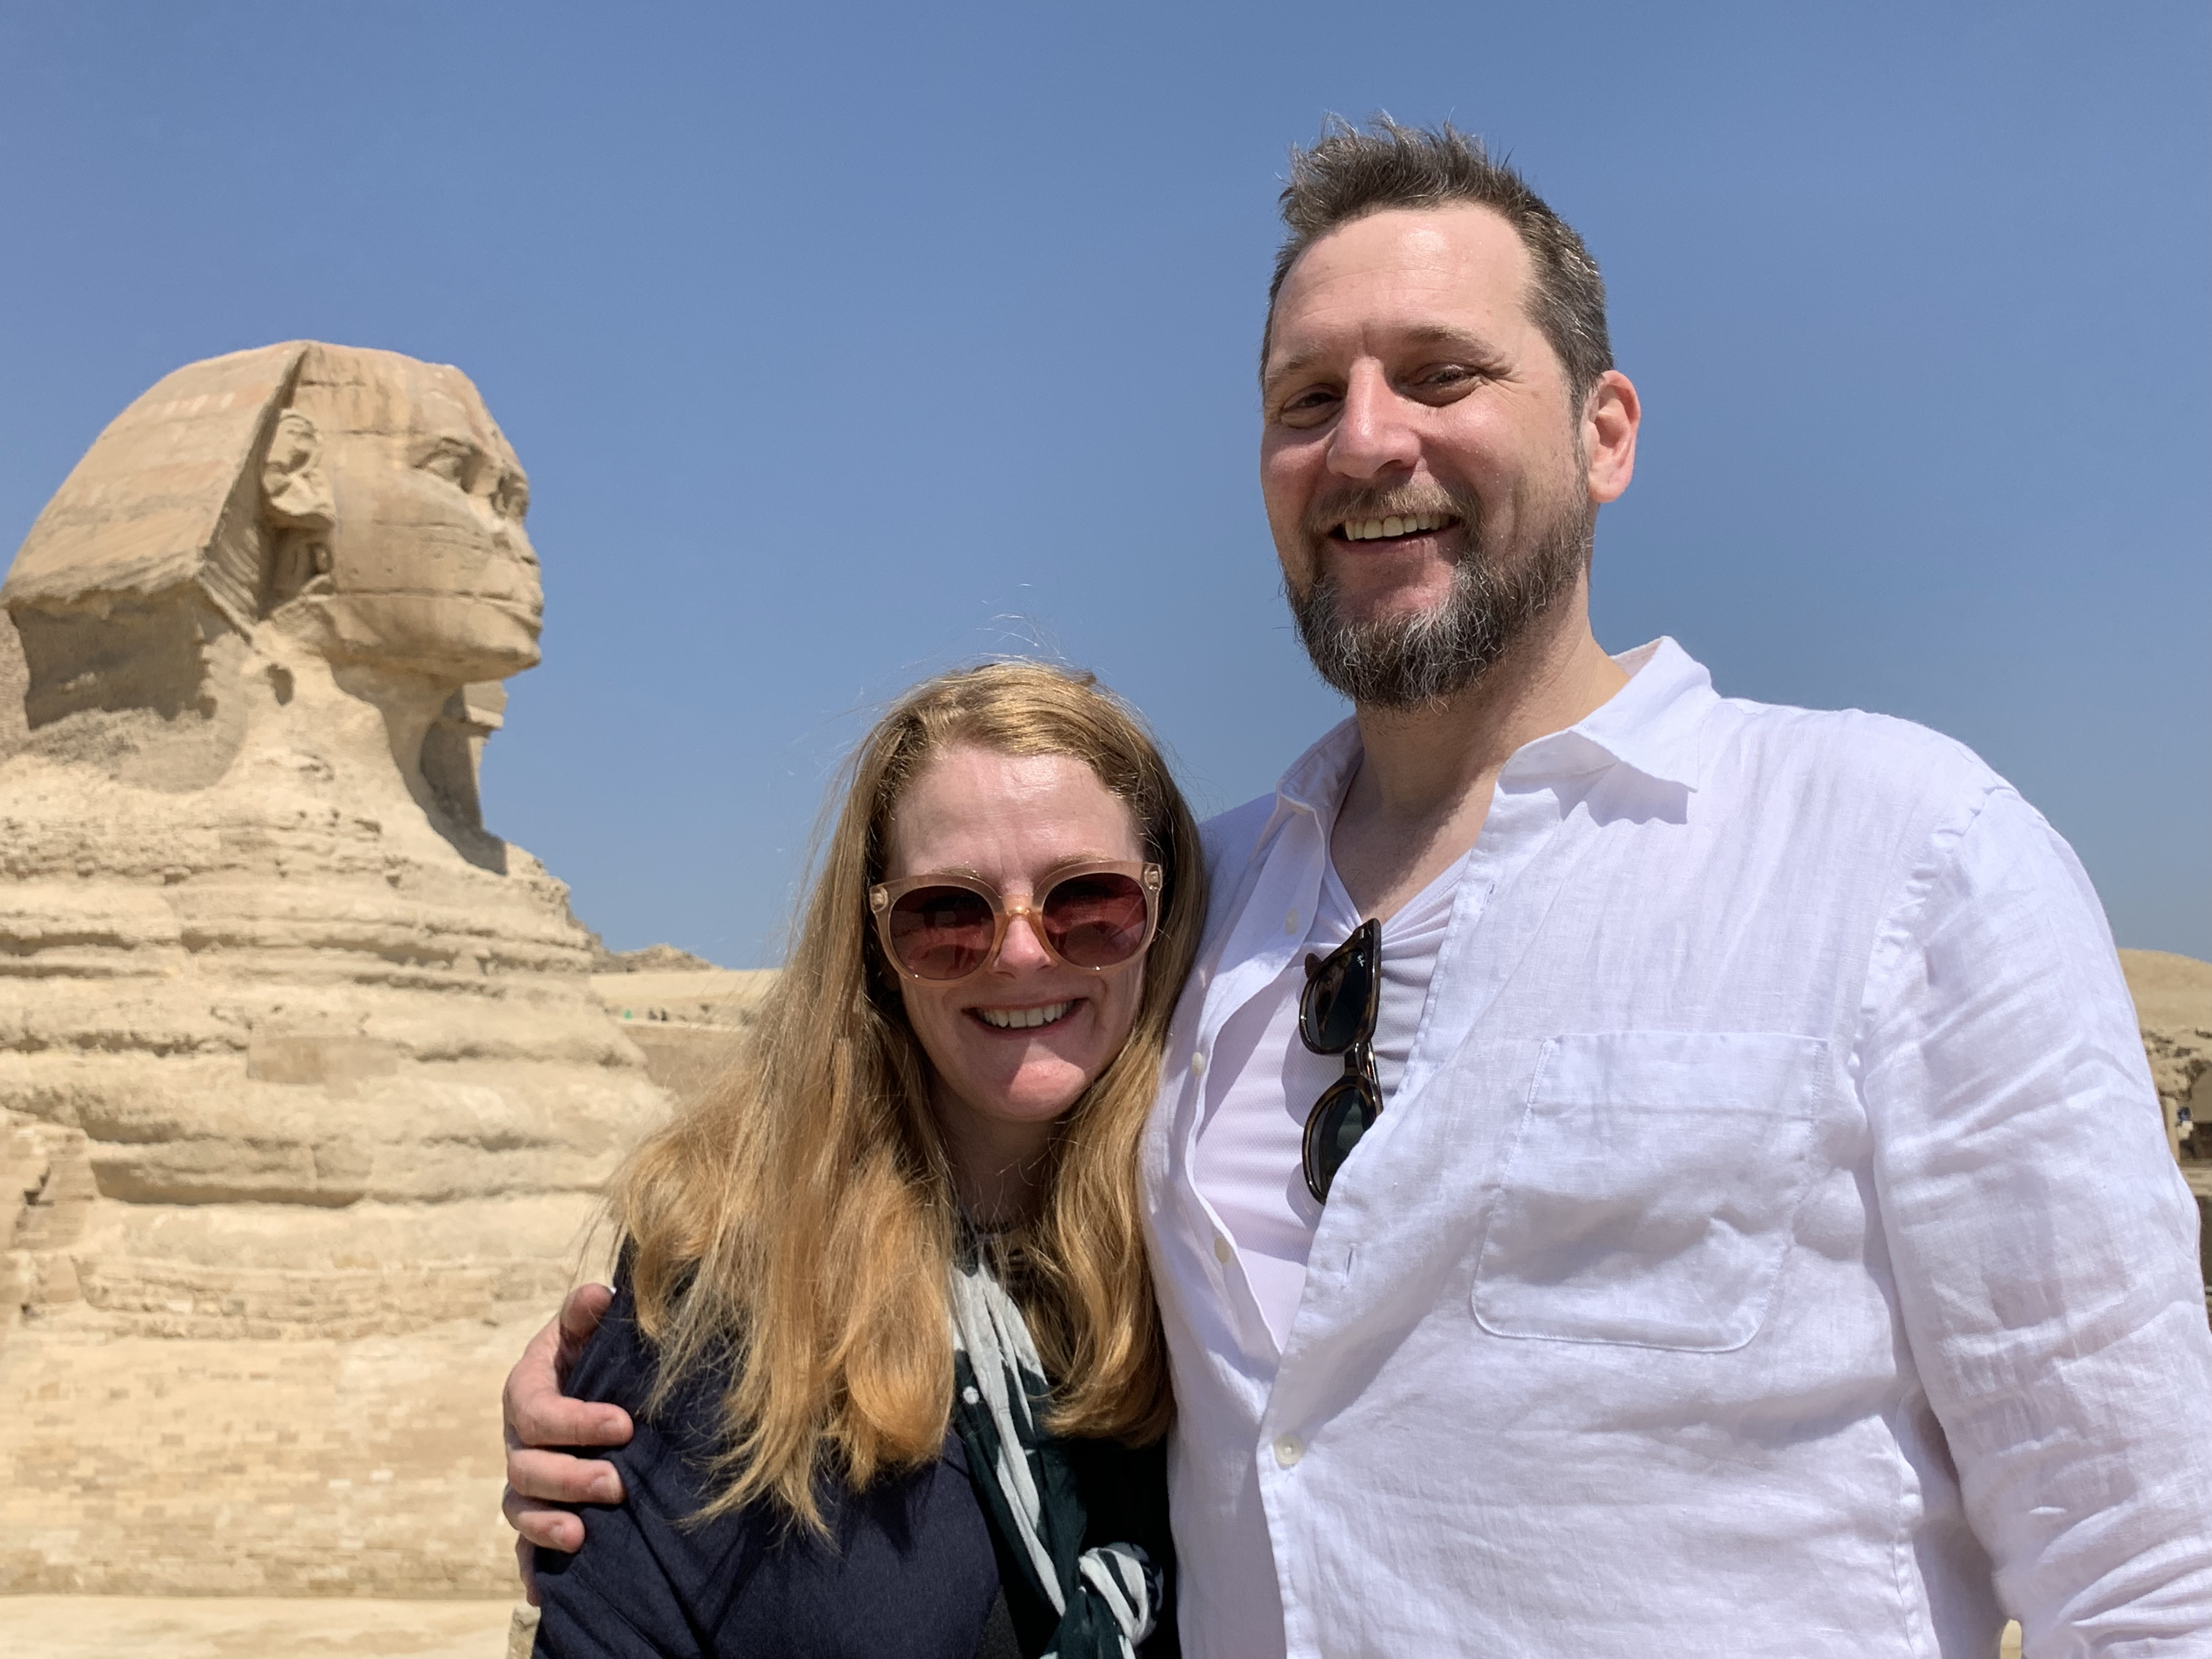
xmin=1330 ymin=585 xmax=1627 ymax=921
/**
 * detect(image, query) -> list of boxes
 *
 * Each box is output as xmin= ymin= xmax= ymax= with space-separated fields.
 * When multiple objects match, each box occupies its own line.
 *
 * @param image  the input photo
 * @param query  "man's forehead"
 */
xmin=1266 ymin=203 xmax=1536 ymax=371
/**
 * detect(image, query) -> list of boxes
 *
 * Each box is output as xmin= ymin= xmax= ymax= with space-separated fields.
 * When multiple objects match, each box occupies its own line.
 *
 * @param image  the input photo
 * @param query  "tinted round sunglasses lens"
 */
xmin=1304 ymin=1073 xmax=1380 ymax=1204
xmin=1040 ymin=872 xmax=1151 ymax=969
xmin=885 ymin=885 xmax=996 ymax=981
xmin=1300 ymin=922 xmax=1379 ymax=1054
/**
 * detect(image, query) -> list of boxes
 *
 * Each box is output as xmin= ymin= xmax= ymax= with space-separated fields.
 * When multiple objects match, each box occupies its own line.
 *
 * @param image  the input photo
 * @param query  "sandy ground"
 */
xmin=0 ymin=1318 xmax=537 ymax=1597
xmin=0 ymin=1595 xmax=528 ymax=1658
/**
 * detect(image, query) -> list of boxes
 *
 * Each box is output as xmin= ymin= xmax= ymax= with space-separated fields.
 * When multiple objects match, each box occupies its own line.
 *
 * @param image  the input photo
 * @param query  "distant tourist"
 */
xmin=503 ymin=121 xmax=2212 ymax=1655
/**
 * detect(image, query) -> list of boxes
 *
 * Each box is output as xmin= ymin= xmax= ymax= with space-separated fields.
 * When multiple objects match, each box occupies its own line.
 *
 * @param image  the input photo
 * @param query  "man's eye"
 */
xmin=1414 ymin=364 xmax=1483 ymax=394
xmin=1276 ymin=388 xmax=1341 ymax=425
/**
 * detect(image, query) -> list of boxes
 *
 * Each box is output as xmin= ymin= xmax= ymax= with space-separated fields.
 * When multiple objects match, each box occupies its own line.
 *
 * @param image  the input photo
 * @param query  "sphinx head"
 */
xmin=2 ymin=341 xmax=543 ymax=731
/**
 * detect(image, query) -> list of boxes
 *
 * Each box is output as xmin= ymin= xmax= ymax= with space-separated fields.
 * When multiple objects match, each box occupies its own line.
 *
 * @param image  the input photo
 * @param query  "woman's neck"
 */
xmin=932 ymin=1082 xmax=1056 ymax=1228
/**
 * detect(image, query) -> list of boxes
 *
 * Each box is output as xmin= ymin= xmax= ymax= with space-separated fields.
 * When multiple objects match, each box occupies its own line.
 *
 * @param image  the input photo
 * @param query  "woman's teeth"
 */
xmin=1341 ymin=510 xmax=1452 ymax=542
xmin=975 ymin=1001 xmax=1073 ymax=1030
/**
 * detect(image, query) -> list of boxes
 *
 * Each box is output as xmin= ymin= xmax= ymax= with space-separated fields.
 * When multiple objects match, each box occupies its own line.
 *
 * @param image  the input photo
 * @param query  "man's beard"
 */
xmin=1286 ymin=486 xmax=1594 ymax=712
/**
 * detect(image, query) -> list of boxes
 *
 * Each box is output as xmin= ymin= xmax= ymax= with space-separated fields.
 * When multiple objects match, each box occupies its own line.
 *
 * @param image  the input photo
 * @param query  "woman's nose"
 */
xmin=994 ymin=908 xmax=1054 ymax=971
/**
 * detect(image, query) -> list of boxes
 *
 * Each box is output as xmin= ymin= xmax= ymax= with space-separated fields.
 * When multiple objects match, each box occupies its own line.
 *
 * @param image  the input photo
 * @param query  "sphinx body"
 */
xmin=0 ymin=342 xmax=667 ymax=1350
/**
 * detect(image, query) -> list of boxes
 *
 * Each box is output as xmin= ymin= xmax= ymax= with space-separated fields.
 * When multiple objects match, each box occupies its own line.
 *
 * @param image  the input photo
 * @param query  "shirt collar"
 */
xmin=1502 ymin=636 xmax=1712 ymax=792
xmin=1265 ymin=636 xmax=1716 ymax=836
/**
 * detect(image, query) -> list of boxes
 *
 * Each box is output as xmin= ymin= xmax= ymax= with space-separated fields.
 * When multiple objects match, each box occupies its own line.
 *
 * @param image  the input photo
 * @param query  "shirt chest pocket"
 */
xmin=1472 ymin=1031 xmax=1827 ymax=1352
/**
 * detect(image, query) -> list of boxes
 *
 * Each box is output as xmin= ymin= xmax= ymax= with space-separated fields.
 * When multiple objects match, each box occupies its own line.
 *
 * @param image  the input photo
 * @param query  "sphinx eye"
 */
xmin=419 ymin=444 xmax=475 ymax=487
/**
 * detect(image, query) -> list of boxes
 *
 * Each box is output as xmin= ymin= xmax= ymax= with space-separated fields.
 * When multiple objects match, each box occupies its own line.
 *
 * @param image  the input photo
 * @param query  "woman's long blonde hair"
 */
xmin=613 ymin=662 xmax=1206 ymax=1529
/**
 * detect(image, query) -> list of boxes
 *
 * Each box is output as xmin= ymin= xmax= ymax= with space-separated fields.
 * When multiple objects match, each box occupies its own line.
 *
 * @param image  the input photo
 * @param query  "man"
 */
xmin=505 ymin=121 xmax=2212 ymax=1654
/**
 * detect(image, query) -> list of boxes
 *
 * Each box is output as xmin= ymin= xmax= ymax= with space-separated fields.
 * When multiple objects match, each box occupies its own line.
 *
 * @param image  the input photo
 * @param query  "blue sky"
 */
xmin=3 ymin=3 xmax=2205 ymax=964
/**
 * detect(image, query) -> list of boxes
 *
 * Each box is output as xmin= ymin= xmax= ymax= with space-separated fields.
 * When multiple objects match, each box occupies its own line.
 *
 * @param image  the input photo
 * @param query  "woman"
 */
xmin=532 ymin=662 xmax=1205 ymax=1659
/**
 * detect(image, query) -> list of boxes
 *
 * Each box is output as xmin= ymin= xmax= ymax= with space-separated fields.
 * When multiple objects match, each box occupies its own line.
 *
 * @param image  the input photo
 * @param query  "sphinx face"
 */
xmin=296 ymin=351 xmax=544 ymax=685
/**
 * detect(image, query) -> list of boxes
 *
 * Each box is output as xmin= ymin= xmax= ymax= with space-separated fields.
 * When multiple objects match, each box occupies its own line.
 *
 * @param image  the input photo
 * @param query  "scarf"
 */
xmin=947 ymin=1246 xmax=1161 ymax=1659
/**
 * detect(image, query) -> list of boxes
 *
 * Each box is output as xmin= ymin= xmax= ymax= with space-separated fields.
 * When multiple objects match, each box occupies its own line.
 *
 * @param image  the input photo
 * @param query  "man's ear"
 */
xmin=262 ymin=410 xmax=334 ymax=529
xmin=1582 ymin=370 xmax=1640 ymax=506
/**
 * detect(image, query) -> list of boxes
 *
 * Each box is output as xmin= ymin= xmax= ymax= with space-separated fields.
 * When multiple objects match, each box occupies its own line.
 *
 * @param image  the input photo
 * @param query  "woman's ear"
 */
xmin=261 ymin=410 xmax=334 ymax=529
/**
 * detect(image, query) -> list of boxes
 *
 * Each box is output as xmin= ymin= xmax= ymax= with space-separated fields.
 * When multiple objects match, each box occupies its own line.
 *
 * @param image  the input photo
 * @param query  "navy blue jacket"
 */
xmin=532 ymin=1277 xmax=1176 ymax=1659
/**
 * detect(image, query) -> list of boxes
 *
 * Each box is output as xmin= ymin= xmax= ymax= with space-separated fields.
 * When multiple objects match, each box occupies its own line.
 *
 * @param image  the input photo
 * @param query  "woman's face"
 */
xmin=883 ymin=745 xmax=1149 ymax=1152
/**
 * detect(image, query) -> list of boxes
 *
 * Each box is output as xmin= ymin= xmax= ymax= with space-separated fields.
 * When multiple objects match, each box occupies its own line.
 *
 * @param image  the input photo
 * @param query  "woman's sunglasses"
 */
xmin=1299 ymin=918 xmax=1382 ymax=1204
xmin=868 ymin=861 xmax=1164 ymax=985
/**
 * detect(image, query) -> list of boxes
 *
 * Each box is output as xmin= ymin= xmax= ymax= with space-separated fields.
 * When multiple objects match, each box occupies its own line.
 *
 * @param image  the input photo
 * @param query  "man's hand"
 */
xmin=501 ymin=1283 xmax=634 ymax=1604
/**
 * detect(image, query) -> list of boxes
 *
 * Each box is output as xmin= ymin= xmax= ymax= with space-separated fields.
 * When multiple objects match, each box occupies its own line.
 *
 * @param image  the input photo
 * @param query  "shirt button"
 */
xmin=1273 ymin=1434 xmax=1303 ymax=1469
xmin=1284 ymin=909 xmax=1299 ymax=934
xmin=1213 ymin=1234 xmax=1233 ymax=1265
xmin=1189 ymin=1051 xmax=1205 ymax=1077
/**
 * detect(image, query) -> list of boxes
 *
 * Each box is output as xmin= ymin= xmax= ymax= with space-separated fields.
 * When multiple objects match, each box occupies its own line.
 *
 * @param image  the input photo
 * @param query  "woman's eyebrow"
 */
xmin=910 ymin=852 xmax=1127 ymax=884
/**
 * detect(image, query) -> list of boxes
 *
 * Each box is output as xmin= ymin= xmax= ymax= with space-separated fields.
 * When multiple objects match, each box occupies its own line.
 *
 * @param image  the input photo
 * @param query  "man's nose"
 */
xmin=1326 ymin=363 xmax=1420 ymax=481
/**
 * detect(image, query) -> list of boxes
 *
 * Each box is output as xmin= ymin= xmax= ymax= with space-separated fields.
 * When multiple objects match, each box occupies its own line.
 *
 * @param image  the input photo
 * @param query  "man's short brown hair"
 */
xmin=1266 ymin=117 xmax=1613 ymax=406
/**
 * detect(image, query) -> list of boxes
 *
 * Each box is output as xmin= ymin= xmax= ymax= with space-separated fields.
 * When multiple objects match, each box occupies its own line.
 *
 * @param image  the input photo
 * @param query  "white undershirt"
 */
xmin=1190 ymin=848 xmax=1470 ymax=1345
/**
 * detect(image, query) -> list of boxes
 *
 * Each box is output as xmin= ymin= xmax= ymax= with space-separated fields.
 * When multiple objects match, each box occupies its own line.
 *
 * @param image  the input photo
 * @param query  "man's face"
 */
xmin=1259 ymin=204 xmax=1623 ymax=706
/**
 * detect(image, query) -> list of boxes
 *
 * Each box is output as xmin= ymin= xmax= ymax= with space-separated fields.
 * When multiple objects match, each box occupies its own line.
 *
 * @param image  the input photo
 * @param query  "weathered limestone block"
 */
xmin=0 ymin=343 xmax=670 ymax=1594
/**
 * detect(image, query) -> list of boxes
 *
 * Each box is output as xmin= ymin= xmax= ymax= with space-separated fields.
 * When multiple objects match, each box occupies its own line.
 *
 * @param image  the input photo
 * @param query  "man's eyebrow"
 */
xmin=1396 ymin=323 xmax=1509 ymax=362
xmin=1260 ymin=346 xmax=1329 ymax=396
xmin=1262 ymin=324 xmax=1510 ymax=394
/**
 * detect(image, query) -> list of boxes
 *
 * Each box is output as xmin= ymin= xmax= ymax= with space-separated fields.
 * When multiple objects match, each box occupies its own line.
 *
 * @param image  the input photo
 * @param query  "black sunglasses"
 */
xmin=1298 ymin=918 xmax=1382 ymax=1204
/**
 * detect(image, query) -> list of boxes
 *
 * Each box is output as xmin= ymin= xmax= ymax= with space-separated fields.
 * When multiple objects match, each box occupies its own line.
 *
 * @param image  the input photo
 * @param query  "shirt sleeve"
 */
xmin=1859 ymin=783 xmax=2212 ymax=1654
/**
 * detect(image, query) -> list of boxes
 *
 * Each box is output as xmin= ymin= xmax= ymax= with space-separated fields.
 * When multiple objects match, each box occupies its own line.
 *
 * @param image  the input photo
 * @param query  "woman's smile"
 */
xmin=969 ymin=998 xmax=1081 ymax=1031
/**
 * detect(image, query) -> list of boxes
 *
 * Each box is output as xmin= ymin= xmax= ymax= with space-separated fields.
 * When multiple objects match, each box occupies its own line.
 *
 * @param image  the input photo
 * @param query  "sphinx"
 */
xmin=0 ymin=342 xmax=665 ymax=1342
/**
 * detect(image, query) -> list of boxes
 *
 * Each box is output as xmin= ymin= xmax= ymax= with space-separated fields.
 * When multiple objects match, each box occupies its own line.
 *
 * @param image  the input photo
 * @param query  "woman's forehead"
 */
xmin=886 ymin=746 xmax=1137 ymax=871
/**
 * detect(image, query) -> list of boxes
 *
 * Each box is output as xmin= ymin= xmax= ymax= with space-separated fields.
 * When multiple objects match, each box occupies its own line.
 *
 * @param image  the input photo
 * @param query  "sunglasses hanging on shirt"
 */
xmin=1298 ymin=917 xmax=1383 ymax=1204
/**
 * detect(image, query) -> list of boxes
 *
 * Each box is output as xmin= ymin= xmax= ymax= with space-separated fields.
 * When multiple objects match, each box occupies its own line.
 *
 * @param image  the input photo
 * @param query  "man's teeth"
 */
xmin=1341 ymin=510 xmax=1452 ymax=542
xmin=977 ymin=1002 xmax=1073 ymax=1030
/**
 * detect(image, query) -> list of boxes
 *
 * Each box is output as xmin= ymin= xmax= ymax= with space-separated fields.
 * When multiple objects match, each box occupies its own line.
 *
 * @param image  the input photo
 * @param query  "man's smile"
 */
xmin=1333 ymin=509 xmax=1459 ymax=544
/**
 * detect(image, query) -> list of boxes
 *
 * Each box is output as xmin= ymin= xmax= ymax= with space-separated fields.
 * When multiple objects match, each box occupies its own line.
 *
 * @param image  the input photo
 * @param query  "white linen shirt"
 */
xmin=1142 ymin=638 xmax=2212 ymax=1659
